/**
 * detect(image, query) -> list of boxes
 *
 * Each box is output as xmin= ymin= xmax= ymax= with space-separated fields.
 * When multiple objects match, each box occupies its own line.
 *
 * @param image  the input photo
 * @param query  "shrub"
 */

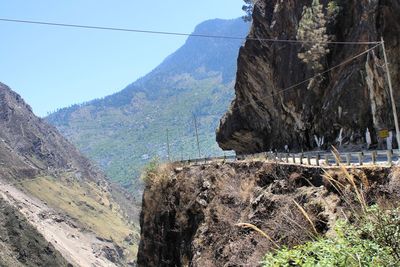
xmin=262 ymin=204 xmax=400 ymax=267
xmin=327 ymin=1 xmax=340 ymax=20
xmin=362 ymin=206 xmax=400 ymax=262
xmin=140 ymin=157 xmax=172 ymax=187
xmin=262 ymin=219 xmax=394 ymax=267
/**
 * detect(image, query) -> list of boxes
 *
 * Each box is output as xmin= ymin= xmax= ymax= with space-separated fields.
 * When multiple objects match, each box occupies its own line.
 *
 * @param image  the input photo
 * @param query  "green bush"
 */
xmin=140 ymin=157 xmax=160 ymax=184
xmin=362 ymin=206 xmax=400 ymax=262
xmin=327 ymin=1 xmax=340 ymax=19
xmin=262 ymin=211 xmax=398 ymax=267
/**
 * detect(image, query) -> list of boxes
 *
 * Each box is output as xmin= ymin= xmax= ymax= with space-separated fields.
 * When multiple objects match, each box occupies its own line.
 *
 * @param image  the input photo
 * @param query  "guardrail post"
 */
xmin=300 ymin=153 xmax=303 ymax=165
xmin=387 ymin=150 xmax=393 ymax=166
xmin=324 ymin=155 xmax=329 ymax=166
xmin=278 ymin=153 xmax=282 ymax=162
xmin=316 ymin=153 xmax=320 ymax=166
xmin=372 ymin=151 xmax=377 ymax=165
xmin=358 ymin=152 xmax=363 ymax=166
xmin=307 ymin=155 xmax=311 ymax=165
xmin=346 ymin=153 xmax=351 ymax=166
xmin=292 ymin=154 xmax=295 ymax=164
xmin=285 ymin=153 xmax=289 ymax=163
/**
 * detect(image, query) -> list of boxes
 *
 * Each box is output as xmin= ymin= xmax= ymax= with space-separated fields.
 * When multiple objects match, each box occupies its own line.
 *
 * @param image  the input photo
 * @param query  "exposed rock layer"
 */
xmin=217 ymin=0 xmax=400 ymax=153
xmin=137 ymin=162 xmax=393 ymax=266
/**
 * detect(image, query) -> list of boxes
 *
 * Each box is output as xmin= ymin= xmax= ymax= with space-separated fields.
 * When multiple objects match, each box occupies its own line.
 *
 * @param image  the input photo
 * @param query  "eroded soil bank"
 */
xmin=137 ymin=161 xmax=398 ymax=267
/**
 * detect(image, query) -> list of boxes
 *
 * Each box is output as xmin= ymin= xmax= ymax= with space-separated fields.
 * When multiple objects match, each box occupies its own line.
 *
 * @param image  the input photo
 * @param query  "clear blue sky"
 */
xmin=0 ymin=0 xmax=244 ymax=116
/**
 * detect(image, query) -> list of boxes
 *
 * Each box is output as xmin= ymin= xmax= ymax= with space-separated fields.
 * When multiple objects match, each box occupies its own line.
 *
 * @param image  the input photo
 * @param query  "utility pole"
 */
xmin=166 ymin=128 xmax=171 ymax=162
xmin=381 ymin=37 xmax=400 ymax=150
xmin=193 ymin=114 xmax=201 ymax=158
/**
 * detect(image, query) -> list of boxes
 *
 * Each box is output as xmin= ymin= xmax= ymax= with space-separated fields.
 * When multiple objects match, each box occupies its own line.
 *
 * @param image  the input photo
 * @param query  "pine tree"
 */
xmin=297 ymin=0 xmax=329 ymax=71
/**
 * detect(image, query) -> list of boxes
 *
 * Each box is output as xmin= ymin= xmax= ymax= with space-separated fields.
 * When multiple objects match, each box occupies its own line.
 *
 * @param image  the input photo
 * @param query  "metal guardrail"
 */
xmin=176 ymin=150 xmax=398 ymax=167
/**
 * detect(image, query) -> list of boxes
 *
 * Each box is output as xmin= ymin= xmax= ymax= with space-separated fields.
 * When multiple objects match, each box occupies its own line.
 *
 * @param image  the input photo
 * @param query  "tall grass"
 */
xmin=261 ymin=147 xmax=400 ymax=266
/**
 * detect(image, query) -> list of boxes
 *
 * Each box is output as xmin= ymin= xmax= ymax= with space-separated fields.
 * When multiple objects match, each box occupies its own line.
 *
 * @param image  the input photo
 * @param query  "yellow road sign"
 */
xmin=378 ymin=129 xmax=389 ymax=139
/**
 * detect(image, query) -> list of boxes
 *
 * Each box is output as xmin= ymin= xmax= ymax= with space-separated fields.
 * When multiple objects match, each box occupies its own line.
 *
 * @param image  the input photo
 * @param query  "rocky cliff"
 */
xmin=0 ymin=82 xmax=104 ymax=182
xmin=137 ymin=161 xmax=395 ymax=266
xmin=217 ymin=0 xmax=400 ymax=153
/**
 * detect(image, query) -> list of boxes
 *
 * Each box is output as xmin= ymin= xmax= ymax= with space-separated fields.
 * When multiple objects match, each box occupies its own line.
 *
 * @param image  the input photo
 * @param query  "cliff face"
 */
xmin=137 ymin=162 xmax=393 ymax=266
xmin=217 ymin=0 xmax=400 ymax=153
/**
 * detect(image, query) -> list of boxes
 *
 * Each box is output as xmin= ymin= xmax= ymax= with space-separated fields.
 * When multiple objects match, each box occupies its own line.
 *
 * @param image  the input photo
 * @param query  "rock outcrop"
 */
xmin=0 ymin=82 xmax=104 ymax=182
xmin=217 ymin=0 xmax=400 ymax=153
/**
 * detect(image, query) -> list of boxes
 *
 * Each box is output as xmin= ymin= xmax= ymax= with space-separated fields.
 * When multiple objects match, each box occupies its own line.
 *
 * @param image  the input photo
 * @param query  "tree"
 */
xmin=297 ymin=0 xmax=329 ymax=72
xmin=242 ymin=0 xmax=256 ymax=22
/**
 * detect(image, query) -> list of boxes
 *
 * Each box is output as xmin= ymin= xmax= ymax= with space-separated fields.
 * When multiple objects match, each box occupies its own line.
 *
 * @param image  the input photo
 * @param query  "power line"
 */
xmin=44 ymin=46 xmax=382 ymax=160
xmin=229 ymin=44 xmax=382 ymax=112
xmin=0 ymin=18 xmax=380 ymax=45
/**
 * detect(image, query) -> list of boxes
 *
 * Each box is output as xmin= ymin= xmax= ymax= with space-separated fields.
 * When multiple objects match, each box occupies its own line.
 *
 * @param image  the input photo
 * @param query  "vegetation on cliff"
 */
xmin=263 ymin=206 xmax=400 ymax=266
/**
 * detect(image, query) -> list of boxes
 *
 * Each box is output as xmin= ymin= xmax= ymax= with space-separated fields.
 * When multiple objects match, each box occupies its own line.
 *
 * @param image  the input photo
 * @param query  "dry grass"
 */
xmin=292 ymin=200 xmax=318 ymax=235
xmin=142 ymin=160 xmax=175 ymax=188
xmin=331 ymin=147 xmax=368 ymax=211
xmin=19 ymin=174 xmax=139 ymax=261
xmin=236 ymin=223 xmax=280 ymax=248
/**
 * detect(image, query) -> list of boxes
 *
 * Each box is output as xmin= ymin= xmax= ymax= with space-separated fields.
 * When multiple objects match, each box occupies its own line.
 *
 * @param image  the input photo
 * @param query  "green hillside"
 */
xmin=46 ymin=18 xmax=249 ymax=193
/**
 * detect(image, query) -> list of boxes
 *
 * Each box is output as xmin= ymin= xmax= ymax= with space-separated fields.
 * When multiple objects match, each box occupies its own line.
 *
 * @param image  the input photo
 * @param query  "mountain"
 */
xmin=0 ymin=82 xmax=103 ymax=182
xmin=217 ymin=0 xmax=400 ymax=153
xmin=46 ymin=18 xmax=250 ymax=192
xmin=0 ymin=82 xmax=139 ymax=265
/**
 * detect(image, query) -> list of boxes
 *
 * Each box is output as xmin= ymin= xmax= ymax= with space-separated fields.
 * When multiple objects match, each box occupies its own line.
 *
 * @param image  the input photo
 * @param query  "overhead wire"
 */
xmin=0 ymin=18 xmax=380 ymax=45
xmin=228 ymin=44 xmax=381 ymax=112
xmin=0 ymin=18 xmax=385 ymax=165
xmin=43 ymin=45 xmax=383 ymax=160
xmin=129 ymin=44 xmax=383 ymax=158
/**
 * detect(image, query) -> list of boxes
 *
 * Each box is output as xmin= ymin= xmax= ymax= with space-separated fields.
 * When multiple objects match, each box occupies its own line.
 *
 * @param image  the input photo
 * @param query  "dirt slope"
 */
xmin=0 ymin=196 xmax=70 ymax=267
xmin=137 ymin=161 xmax=393 ymax=266
xmin=0 ymin=181 xmax=125 ymax=267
